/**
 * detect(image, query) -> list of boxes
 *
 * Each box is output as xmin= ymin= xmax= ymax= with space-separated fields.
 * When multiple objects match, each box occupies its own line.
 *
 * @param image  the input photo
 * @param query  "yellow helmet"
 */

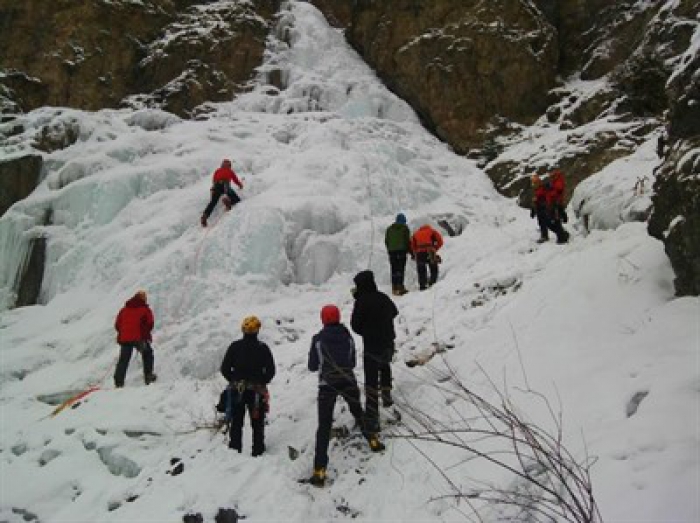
xmin=241 ymin=315 xmax=261 ymax=334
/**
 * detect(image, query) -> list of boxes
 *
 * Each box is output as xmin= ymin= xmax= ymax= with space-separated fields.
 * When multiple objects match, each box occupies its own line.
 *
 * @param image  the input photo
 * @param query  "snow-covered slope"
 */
xmin=0 ymin=2 xmax=697 ymax=522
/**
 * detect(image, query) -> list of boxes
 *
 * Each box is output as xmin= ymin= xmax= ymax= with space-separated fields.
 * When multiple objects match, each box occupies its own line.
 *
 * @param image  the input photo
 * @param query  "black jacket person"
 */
xmin=220 ymin=315 xmax=276 ymax=456
xmin=351 ymin=270 xmax=399 ymax=433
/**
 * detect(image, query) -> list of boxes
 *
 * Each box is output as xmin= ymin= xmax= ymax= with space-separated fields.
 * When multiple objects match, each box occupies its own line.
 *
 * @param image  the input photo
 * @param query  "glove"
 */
xmin=530 ymin=208 xmax=536 ymax=218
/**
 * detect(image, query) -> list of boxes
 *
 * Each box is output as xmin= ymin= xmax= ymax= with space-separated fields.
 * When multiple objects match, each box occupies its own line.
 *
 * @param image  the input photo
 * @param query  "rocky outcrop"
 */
xmin=312 ymin=0 xmax=559 ymax=152
xmin=0 ymin=154 xmax=43 ymax=217
xmin=481 ymin=1 xmax=697 ymax=212
xmin=0 ymin=0 xmax=280 ymax=117
xmin=648 ymin=48 xmax=700 ymax=296
xmin=15 ymin=236 xmax=46 ymax=308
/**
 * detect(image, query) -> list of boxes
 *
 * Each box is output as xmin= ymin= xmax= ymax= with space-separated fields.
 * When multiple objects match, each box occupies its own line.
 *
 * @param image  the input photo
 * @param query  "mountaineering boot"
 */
xmin=381 ymin=387 xmax=393 ymax=408
xmin=368 ymin=434 xmax=385 ymax=452
xmin=145 ymin=373 xmax=157 ymax=385
xmin=223 ymin=195 xmax=232 ymax=211
xmin=309 ymin=467 xmax=326 ymax=487
xmin=200 ymin=215 xmax=208 ymax=227
xmin=392 ymin=285 xmax=400 ymax=296
xmin=536 ymin=235 xmax=548 ymax=244
xmin=397 ymin=285 xmax=408 ymax=296
xmin=556 ymin=231 xmax=570 ymax=244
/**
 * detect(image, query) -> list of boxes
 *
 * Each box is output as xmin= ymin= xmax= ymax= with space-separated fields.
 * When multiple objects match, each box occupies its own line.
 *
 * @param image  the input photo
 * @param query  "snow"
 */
xmin=1 ymin=1 xmax=698 ymax=522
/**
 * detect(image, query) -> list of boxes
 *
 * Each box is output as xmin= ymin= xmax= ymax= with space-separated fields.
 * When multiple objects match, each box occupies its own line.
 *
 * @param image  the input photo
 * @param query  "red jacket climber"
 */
xmin=115 ymin=291 xmax=154 ymax=343
xmin=212 ymin=159 xmax=243 ymax=189
xmin=410 ymin=225 xmax=444 ymax=290
xmin=114 ymin=290 xmax=157 ymax=388
xmin=410 ymin=225 xmax=443 ymax=254
xmin=548 ymin=170 xmax=565 ymax=206
xmin=201 ymin=159 xmax=244 ymax=227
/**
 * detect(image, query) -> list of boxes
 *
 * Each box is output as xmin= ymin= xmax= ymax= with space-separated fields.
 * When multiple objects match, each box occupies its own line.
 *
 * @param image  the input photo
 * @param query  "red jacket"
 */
xmin=115 ymin=295 xmax=154 ymax=344
xmin=549 ymin=171 xmax=565 ymax=205
xmin=533 ymin=184 xmax=548 ymax=207
xmin=411 ymin=225 xmax=443 ymax=254
xmin=212 ymin=166 xmax=243 ymax=189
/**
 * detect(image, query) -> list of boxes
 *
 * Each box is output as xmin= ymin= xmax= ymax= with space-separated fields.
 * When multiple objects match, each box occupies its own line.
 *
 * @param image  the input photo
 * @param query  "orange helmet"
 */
xmin=241 ymin=316 xmax=261 ymax=334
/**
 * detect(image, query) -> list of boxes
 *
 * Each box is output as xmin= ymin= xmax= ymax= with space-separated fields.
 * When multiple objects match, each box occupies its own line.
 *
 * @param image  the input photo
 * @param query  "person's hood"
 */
xmin=353 ymin=270 xmax=377 ymax=293
xmin=125 ymin=295 xmax=146 ymax=308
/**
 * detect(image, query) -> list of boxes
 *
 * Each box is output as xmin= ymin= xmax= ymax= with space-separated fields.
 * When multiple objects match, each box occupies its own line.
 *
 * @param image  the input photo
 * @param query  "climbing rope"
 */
xmin=363 ymin=154 xmax=376 ymax=271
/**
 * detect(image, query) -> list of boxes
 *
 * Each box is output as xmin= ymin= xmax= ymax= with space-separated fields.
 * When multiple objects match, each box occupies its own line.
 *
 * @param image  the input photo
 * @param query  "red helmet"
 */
xmin=320 ymin=305 xmax=340 ymax=325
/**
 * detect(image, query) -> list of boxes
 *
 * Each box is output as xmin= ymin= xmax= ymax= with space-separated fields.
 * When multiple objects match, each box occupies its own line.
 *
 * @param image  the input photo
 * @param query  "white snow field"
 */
xmin=0 ymin=2 xmax=698 ymax=522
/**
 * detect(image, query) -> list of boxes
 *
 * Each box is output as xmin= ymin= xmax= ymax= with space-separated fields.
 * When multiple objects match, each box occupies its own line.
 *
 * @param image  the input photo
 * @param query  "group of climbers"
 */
xmin=530 ymin=169 xmax=570 ymax=244
xmin=211 ymin=268 xmax=398 ymax=488
xmin=384 ymin=213 xmax=444 ymax=294
xmin=110 ymin=160 xmax=576 ymax=489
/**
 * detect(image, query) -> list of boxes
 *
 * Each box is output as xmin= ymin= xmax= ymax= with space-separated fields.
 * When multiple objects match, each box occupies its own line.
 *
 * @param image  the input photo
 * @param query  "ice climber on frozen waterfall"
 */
xmin=200 ymin=159 xmax=243 ymax=227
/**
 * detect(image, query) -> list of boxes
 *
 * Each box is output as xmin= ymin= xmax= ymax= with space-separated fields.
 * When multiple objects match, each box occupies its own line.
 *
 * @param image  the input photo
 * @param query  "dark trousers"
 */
xmin=388 ymin=251 xmax=408 ymax=287
xmin=114 ymin=342 xmax=154 ymax=387
xmin=536 ymin=205 xmax=568 ymax=242
xmin=229 ymin=389 xmax=266 ymax=455
xmin=203 ymin=182 xmax=240 ymax=219
xmin=415 ymin=251 xmax=438 ymax=290
xmin=313 ymin=378 xmax=365 ymax=469
xmin=363 ymin=355 xmax=392 ymax=433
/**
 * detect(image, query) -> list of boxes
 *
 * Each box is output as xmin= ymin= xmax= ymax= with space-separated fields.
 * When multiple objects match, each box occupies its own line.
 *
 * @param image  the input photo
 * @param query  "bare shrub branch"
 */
xmin=387 ymin=359 xmax=602 ymax=523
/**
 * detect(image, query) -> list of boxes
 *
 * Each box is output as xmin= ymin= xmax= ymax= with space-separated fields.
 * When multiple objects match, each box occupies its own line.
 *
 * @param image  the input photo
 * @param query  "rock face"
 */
xmin=0 ymin=155 xmax=43 ymax=217
xmin=313 ymin=0 xmax=559 ymax=152
xmin=0 ymin=0 xmax=280 ymax=117
xmin=648 ymin=49 xmax=700 ymax=296
xmin=1 ymin=0 xmax=699 ymax=297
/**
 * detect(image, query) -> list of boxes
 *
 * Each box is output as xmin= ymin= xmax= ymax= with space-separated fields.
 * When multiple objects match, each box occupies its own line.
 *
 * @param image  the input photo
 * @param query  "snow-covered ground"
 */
xmin=0 ymin=2 xmax=698 ymax=522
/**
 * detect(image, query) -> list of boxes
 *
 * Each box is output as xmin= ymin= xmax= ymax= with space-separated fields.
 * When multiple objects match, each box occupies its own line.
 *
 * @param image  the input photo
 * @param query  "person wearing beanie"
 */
xmin=384 ymin=213 xmax=412 ymax=296
xmin=307 ymin=305 xmax=384 ymax=487
xmin=114 ymin=290 xmax=156 ymax=388
xmin=351 ymin=270 xmax=399 ymax=432
xmin=220 ymin=315 xmax=276 ymax=456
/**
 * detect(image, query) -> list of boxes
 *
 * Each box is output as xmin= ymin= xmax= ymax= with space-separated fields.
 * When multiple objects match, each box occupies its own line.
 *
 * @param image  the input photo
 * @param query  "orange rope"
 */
xmin=50 ymin=386 xmax=101 ymax=417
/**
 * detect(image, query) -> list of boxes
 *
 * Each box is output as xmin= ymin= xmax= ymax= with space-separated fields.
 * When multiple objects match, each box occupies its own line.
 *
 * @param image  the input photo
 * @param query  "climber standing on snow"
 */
xmin=549 ymin=169 xmax=568 ymax=224
xmin=530 ymin=173 xmax=569 ymax=244
xmin=351 ymin=270 xmax=399 ymax=432
xmin=531 ymin=174 xmax=550 ymax=243
xmin=220 ymin=316 xmax=276 ymax=457
xmin=114 ymin=290 xmax=157 ymax=388
xmin=200 ymin=159 xmax=243 ymax=227
xmin=385 ymin=213 xmax=412 ymax=296
xmin=307 ymin=304 xmax=384 ymax=487
xmin=410 ymin=223 xmax=444 ymax=290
